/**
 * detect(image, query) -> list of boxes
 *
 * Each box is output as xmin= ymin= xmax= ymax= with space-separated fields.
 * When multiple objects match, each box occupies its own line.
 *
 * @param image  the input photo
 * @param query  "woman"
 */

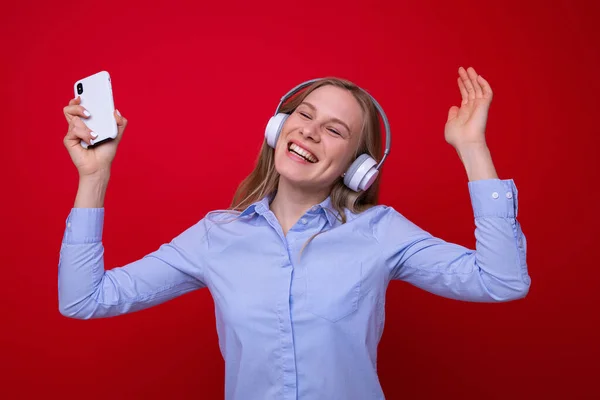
xmin=58 ymin=67 xmax=530 ymax=400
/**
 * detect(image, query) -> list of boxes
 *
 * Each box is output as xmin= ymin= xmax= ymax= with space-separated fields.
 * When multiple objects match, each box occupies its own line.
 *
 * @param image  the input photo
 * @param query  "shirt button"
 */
xmin=301 ymin=218 xmax=308 ymax=224
xmin=67 ymin=222 xmax=71 ymax=228
xmin=492 ymin=192 xmax=499 ymax=199
xmin=506 ymin=192 xmax=513 ymax=199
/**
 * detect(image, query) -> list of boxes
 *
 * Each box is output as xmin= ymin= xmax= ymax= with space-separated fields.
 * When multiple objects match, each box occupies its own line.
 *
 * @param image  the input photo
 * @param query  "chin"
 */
xmin=275 ymin=162 xmax=312 ymax=187
xmin=275 ymin=159 xmax=332 ymax=192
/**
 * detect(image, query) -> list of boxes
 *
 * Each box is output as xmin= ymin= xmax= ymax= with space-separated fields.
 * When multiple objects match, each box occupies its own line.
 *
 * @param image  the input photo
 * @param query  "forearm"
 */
xmin=74 ymin=172 xmax=110 ymax=208
xmin=457 ymin=144 xmax=498 ymax=182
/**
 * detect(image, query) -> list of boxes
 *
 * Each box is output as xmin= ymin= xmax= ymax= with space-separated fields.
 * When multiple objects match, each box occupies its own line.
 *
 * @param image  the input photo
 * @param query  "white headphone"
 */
xmin=264 ymin=78 xmax=392 ymax=192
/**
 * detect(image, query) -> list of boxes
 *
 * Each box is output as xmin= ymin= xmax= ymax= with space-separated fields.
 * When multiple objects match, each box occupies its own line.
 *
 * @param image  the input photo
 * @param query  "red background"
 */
xmin=1 ymin=0 xmax=599 ymax=398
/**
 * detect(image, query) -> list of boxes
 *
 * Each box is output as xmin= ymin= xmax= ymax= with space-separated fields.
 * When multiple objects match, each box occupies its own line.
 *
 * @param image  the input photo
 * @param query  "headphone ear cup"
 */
xmin=265 ymin=113 xmax=289 ymax=148
xmin=343 ymin=154 xmax=379 ymax=192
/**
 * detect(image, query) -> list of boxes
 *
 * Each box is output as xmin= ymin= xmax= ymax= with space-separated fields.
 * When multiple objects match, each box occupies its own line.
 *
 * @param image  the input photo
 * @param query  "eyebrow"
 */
xmin=300 ymin=101 xmax=352 ymax=135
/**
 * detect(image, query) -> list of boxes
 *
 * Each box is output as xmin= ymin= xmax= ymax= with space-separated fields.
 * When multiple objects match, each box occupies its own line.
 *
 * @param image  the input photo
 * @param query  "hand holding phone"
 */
xmin=63 ymin=71 xmax=128 ymax=178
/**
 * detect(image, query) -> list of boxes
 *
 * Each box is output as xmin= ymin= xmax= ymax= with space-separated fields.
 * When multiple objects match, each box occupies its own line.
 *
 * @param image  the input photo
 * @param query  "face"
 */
xmin=274 ymin=85 xmax=364 ymax=193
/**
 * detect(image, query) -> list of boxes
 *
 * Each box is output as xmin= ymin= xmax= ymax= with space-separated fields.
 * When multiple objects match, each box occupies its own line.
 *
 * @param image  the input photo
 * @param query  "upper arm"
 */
xmin=58 ymin=208 xmax=211 ymax=319
xmin=376 ymin=179 xmax=530 ymax=302
xmin=376 ymin=208 xmax=484 ymax=300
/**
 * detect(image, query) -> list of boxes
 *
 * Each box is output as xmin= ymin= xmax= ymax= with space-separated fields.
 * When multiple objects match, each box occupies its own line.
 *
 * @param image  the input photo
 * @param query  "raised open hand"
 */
xmin=445 ymin=66 xmax=493 ymax=151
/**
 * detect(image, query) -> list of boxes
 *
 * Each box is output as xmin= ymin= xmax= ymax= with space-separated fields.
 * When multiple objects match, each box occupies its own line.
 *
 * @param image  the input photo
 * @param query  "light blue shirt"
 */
xmin=58 ymin=178 xmax=530 ymax=400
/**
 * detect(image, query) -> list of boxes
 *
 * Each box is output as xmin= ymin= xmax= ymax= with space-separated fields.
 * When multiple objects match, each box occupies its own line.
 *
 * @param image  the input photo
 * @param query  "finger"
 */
xmin=66 ymin=123 xmax=97 ymax=145
xmin=113 ymin=109 xmax=128 ymax=143
xmin=70 ymin=116 xmax=96 ymax=139
xmin=68 ymin=96 xmax=81 ymax=106
xmin=477 ymin=75 xmax=493 ymax=99
xmin=467 ymin=67 xmax=483 ymax=98
xmin=457 ymin=77 xmax=468 ymax=105
xmin=63 ymin=106 xmax=90 ymax=125
xmin=64 ymin=104 xmax=91 ymax=119
xmin=70 ymin=115 xmax=90 ymax=130
xmin=458 ymin=67 xmax=475 ymax=101
xmin=114 ymin=109 xmax=127 ymax=127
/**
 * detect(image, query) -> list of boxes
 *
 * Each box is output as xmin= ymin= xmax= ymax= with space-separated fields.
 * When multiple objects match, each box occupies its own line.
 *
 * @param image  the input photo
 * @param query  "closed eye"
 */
xmin=298 ymin=110 xmax=343 ymax=136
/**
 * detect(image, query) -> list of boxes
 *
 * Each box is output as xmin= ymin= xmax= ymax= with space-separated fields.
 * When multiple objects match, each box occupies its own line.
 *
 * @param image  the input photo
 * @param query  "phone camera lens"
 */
xmin=77 ymin=83 xmax=83 ymax=95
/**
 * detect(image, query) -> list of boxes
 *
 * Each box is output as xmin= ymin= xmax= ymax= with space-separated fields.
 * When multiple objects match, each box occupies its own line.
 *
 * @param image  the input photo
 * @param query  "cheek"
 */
xmin=274 ymin=130 xmax=290 ymax=156
xmin=273 ymin=143 xmax=286 ymax=169
xmin=324 ymin=140 xmax=354 ymax=168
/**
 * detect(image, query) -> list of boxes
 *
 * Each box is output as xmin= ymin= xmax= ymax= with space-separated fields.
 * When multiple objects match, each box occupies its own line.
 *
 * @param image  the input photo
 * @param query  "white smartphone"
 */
xmin=73 ymin=71 xmax=118 ymax=148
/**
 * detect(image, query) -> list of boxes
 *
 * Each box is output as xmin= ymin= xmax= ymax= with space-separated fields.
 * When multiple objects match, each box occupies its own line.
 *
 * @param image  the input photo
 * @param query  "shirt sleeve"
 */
xmin=58 ymin=208 xmax=209 ymax=319
xmin=377 ymin=178 xmax=530 ymax=302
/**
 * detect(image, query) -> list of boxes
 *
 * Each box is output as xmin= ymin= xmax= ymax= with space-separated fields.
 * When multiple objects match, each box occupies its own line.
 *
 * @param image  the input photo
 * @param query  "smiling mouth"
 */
xmin=288 ymin=142 xmax=318 ymax=163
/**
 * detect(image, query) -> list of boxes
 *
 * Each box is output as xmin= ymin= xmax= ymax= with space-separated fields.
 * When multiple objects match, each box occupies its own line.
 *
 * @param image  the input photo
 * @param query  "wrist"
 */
xmin=79 ymin=169 xmax=111 ymax=184
xmin=456 ymin=142 xmax=489 ymax=158
xmin=456 ymin=143 xmax=499 ymax=182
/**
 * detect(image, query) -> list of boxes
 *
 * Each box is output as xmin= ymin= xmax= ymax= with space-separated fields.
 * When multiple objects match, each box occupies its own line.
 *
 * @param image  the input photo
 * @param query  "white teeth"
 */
xmin=289 ymin=143 xmax=318 ymax=163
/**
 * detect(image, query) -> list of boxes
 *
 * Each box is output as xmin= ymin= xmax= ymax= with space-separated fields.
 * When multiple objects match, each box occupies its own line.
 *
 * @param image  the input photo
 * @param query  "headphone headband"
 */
xmin=273 ymin=78 xmax=391 ymax=171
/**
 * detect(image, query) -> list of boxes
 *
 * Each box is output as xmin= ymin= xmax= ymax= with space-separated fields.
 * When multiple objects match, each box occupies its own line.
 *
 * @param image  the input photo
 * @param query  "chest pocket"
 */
xmin=305 ymin=257 xmax=362 ymax=323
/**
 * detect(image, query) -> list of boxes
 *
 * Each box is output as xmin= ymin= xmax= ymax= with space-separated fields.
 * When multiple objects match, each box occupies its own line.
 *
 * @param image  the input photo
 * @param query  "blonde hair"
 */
xmin=229 ymin=77 xmax=384 ymax=224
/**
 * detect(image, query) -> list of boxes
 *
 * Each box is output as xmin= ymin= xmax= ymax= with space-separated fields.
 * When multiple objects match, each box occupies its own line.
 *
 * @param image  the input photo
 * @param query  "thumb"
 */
xmin=447 ymin=106 xmax=459 ymax=122
xmin=114 ymin=109 xmax=128 ymax=142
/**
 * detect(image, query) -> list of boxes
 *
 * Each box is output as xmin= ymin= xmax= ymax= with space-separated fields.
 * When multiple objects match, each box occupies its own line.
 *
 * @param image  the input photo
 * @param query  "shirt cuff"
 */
xmin=62 ymin=208 xmax=105 ymax=244
xmin=467 ymin=178 xmax=518 ymax=219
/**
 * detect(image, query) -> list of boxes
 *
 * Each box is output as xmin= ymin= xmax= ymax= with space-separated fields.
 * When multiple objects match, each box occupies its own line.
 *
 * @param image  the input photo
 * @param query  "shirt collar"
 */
xmin=238 ymin=194 xmax=342 ymax=227
xmin=238 ymin=199 xmax=263 ymax=218
xmin=311 ymin=196 xmax=342 ymax=227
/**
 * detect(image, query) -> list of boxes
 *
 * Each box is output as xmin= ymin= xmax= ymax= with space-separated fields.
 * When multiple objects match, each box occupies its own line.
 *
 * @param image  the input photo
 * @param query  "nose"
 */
xmin=300 ymin=120 xmax=320 ymax=142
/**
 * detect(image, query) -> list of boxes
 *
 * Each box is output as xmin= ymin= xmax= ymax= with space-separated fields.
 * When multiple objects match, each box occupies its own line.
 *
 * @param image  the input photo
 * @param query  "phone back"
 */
xmin=74 ymin=71 xmax=117 ymax=148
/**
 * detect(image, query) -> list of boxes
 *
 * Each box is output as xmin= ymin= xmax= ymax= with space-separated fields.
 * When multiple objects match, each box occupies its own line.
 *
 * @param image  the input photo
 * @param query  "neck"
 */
xmin=270 ymin=177 xmax=329 ymax=235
